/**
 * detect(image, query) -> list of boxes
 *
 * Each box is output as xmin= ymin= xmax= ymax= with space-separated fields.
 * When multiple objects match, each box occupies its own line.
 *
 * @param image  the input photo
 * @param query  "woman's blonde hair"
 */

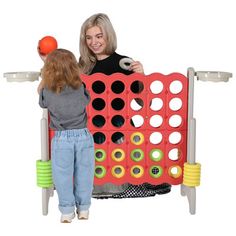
xmin=79 ymin=13 xmax=117 ymax=74
xmin=42 ymin=49 xmax=82 ymax=93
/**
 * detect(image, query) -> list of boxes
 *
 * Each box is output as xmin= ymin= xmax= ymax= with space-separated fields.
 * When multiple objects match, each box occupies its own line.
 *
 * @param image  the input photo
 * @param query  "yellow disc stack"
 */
xmin=183 ymin=162 xmax=201 ymax=187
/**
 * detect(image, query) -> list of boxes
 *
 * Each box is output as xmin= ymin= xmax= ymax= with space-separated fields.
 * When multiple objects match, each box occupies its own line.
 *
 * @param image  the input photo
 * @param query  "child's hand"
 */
xmin=130 ymin=61 xmax=144 ymax=74
xmin=37 ymin=79 xmax=45 ymax=94
xmin=37 ymin=47 xmax=47 ymax=62
xmin=39 ymin=53 xmax=47 ymax=62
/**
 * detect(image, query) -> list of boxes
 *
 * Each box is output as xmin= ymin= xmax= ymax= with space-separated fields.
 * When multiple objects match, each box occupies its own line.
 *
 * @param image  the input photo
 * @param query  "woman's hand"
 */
xmin=130 ymin=61 xmax=144 ymax=74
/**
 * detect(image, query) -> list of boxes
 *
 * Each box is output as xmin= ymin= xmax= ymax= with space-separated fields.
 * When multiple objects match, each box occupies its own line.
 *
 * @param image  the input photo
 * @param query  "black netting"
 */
xmin=93 ymin=183 xmax=171 ymax=199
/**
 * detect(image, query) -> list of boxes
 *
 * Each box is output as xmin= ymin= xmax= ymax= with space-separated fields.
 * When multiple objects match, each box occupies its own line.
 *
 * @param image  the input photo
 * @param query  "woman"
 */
xmin=79 ymin=13 xmax=171 ymax=199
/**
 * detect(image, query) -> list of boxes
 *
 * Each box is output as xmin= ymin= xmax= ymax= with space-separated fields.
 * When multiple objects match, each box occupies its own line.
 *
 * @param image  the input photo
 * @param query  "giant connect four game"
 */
xmin=79 ymin=72 xmax=188 ymax=186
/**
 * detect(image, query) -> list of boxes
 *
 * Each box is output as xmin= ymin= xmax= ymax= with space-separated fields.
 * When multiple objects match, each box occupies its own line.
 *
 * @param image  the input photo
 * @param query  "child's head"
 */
xmin=42 ymin=49 xmax=82 ymax=93
xmin=79 ymin=13 xmax=117 ymax=71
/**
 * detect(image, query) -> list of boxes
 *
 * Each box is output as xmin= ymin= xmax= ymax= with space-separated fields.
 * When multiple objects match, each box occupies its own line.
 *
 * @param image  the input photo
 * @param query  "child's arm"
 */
xmin=37 ymin=79 xmax=45 ymax=94
xmin=39 ymin=89 xmax=47 ymax=109
xmin=83 ymin=86 xmax=91 ymax=105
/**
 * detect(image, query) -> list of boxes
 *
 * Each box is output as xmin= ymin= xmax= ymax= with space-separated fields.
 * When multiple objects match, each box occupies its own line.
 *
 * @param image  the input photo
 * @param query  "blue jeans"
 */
xmin=51 ymin=128 xmax=95 ymax=214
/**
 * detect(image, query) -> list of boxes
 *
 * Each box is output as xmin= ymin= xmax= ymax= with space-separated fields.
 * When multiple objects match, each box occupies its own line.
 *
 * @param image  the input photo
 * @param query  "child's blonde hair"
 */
xmin=42 ymin=49 xmax=82 ymax=93
xmin=79 ymin=13 xmax=117 ymax=74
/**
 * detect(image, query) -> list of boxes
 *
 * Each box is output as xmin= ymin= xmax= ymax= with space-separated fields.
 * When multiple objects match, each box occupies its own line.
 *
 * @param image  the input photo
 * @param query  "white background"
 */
xmin=0 ymin=0 xmax=235 ymax=235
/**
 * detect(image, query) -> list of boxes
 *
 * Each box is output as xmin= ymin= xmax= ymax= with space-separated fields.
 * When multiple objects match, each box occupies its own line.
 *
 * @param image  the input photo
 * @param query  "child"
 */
xmin=39 ymin=49 xmax=95 ymax=223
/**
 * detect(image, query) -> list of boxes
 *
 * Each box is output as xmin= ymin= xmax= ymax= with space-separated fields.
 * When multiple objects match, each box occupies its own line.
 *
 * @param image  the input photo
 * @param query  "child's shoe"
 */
xmin=60 ymin=212 xmax=75 ymax=223
xmin=78 ymin=210 xmax=89 ymax=220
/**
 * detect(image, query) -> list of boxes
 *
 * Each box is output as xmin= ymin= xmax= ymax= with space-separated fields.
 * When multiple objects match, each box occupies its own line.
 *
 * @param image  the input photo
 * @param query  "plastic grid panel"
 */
xmin=81 ymin=73 xmax=189 ymax=185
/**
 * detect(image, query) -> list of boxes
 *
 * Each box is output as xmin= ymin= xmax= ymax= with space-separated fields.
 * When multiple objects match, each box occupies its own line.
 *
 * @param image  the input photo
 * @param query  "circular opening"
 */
xmin=170 ymin=167 xmax=178 ymax=175
xmin=169 ymin=115 xmax=182 ymax=128
xmin=115 ymin=151 xmax=122 ymax=159
xmin=149 ymin=166 xmax=163 ymax=178
xmin=130 ymin=115 xmax=144 ymax=128
xmin=130 ymin=98 xmax=144 ymax=111
xmin=92 ymin=115 xmax=106 ymax=128
xmin=114 ymin=166 xmax=122 ymax=174
xmin=133 ymin=135 xmax=140 ymax=143
xmin=130 ymin=80 xmax=144 ymax=94
xmin=150 ymin=98 xmax=163 ymax=111
xmin=133 ymin=167 xmax=141 ymax=174
xmin=95 ymin=167 xmax=103 ymax=175
xmin=150 ymin=149 xmax=164 ymax=162
xmin=92 ymin=81 xmax=106 ymax=94
xmin=149 ymin=115 xmax=163 ymax=128
xmin=111 ymin=115 xmax=125 ymax=127
xmin=95 ymin=149 xmax=106 ymax=162
xmin=169 ymin=80 xmax=183 ymax=94
xmin=93 ymin=132 xmax=106 ymax=144
xmin=111 ymin=98 xmax=125 ymax=110
xmin=96 ymin=151 xmax=103 ymax=159
xmin=92 ymin=98 xmax=106 ymax=111
xmin=169 ymin=132 xmax=182 ymax=144
xmin=111 ymin=81 xmax=125 ymax=94
xmin=111 ymin=132 xmax=125 ymax=144
xmin=131 ymin=149 xmax=144 ymax=162
xmin=149 ymin=132 xmax=162 ymax=144
xmin=169 ymin=98 xmax=182 ymax=111
xmin=168 ymin=148 xmax=181 ymax=161
xmin=150 ymin=81 xmax=163 ymax=94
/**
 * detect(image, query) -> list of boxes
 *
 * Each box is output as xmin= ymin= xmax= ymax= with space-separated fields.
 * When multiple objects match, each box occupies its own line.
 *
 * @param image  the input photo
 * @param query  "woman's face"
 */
xmin=85 ymin=26 xmax=107 ymax=60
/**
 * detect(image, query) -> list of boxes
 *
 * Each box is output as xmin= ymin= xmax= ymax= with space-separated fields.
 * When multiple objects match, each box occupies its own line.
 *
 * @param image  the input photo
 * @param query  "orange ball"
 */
xmin=38 ymin=36 xmax=58 ymax=56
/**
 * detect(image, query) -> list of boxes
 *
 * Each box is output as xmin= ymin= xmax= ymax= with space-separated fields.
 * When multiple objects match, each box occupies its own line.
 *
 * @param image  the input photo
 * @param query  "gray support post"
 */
xmin=41 ymin=109 xmax=53 ymax=215
xmin=181 ymin=67 xmax=197 ymax=215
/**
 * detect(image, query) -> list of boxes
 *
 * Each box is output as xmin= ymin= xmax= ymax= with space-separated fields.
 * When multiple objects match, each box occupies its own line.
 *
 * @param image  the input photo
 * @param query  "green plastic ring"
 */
xmin=95 ymin=149 xmax=106 ymax=162
xmin=149 ymin=165 xmax=163 ymax=178
xmin=131 ymin=149 xmax=144 ymax=162
xmin=94 ymin=165 xmax=106 ymax=178
xmin=149 ymin=149 xmax=164 ymax=162
xmin=36 ymin=160 xmax=53 ymax=188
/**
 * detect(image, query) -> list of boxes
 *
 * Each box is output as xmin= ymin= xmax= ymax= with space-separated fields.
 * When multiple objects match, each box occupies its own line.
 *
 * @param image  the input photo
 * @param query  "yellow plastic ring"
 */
xmin=183 ymin=163 xmax=201 ymax=186
xmin=130 ymin=132 xmax=144 ymax=145
xmin=111 ymin=149 xmax=125 ymax=162
xmin=130 ymin=165 xmax=144 ymax=178
xmin=111 ymin=165 xmax=125 ymax=178
xmin=168 ymin=165 xmax=182 ymax=178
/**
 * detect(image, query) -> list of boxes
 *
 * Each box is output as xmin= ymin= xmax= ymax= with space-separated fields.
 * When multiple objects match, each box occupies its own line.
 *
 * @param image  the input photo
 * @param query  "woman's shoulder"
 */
xmin=112 ymin=52 xmax=129 ymax=60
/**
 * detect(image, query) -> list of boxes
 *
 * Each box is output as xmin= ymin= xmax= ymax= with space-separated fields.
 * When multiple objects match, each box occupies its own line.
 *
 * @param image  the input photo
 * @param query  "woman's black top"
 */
xmin=90 ymin=52 xmax=133 ymax=75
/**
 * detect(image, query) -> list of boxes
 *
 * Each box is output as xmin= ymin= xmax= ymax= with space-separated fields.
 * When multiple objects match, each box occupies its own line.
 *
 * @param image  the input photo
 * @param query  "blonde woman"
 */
xmin=79 ymin=13 xmax=171 ymax=199
xmin=79 ymin=13 xmax=144 ymax=75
